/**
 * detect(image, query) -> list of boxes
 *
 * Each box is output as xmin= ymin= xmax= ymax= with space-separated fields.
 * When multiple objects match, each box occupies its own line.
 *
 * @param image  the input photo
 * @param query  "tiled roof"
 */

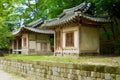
xmin=26 ymin=19 xmax=44 ymax=28
xmin=81 ymin=14 xmax=110 ymax=22
xmin=41 ymin=2 xmax=111 ymax=28
xmin=13 ymin=26 xmax=54 ymax=36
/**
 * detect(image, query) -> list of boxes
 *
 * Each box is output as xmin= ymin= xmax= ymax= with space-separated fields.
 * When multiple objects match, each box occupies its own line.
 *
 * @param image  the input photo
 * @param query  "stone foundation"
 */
xmin=55 ymin=52 xmax=99 ymax=56
xmin=0 ymin=59 xmax=120 ymax=80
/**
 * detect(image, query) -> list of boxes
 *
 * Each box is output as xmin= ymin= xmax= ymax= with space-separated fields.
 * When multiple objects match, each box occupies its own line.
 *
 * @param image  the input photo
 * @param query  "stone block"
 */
xmin=80 ymin=71 xmax=87 ymax=76
xmin=116 ymin=75 xmax=120 ymax=80
xmin=95 ymin=65 xmax=105 ymax=72
xmin=76 ymin=70 xmax=80 ymax=75
xmin=91 ymin=71 xmax=95 ymax=77
xmin=105 ymin=66 xmax=118 ymax=74
xmin=81 ymin=64 xmax=95 ymax=71
xmin=78 ymin=75 xmax=81 ymax=80
xmin=69 ymin=69 xmax=72 ymax=74
xmin=111 ymin=74 xmax=116 ymax=80
xmin=68 ymin=74 xmax=71 ymax=78
xmin=63 ymin=72 xmax=68 ymax=78
xmin=87 ymin=71 xmax=91 ymax=76
xmin=116 ymin=67 xmax=120 ymax=74
xmin=96 ymin=78 xmax=101 ymax=80
xmin=91 ymin=78 xmax=97 ymax=80
xmin=81 ymin=76 xmax=86 ymax=80
xmin=86 ymin=77 xmax=91 ymax=80
xmin=60 ymin=68 xmax=66 ymax=73
xmin=95 ymin=72 xmax=101 ymax=78
xmin=101 ymin=73 xmax=105 ymax=79
xmin=105 ymin=73 xmax=111 ymax=80
xmin=71 ymin=74 xmax=78 ymax=80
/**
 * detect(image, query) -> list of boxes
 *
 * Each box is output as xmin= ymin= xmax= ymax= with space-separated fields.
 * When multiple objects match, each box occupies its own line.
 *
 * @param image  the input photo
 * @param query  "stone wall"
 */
xmin=0 ymin=59 xmax=120 ymax=80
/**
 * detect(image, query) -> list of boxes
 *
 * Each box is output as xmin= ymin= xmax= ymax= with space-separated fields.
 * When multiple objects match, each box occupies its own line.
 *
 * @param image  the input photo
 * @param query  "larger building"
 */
xmin=42 ymin=2 xmax=111 ymax=56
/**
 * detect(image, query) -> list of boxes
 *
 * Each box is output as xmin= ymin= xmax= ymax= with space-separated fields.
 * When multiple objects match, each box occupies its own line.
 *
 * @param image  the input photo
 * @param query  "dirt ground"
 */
xmin=0 ymin=70 xmax=27 ymax=80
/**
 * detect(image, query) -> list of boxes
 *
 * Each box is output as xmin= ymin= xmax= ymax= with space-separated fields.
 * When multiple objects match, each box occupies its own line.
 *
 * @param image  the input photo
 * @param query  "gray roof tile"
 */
xmin=13 ymin=26 xmax=54 ymax=36
xmin=41 ymin=2 xmax=111 ymax=28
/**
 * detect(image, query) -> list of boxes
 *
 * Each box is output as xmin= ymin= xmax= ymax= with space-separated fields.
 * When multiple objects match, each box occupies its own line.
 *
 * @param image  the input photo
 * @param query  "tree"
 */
xmin=88 ymin=0 xmax=120 ymax=54
xmin=0 ymin=22 xmax=12 ymax=49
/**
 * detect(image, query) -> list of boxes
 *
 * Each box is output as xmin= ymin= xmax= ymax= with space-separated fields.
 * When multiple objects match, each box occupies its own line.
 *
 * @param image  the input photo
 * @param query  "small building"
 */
xmin=42 ymin=2 xmax=110 ymax=56
xmin=10 ymin=19 xmax=54 ymax=55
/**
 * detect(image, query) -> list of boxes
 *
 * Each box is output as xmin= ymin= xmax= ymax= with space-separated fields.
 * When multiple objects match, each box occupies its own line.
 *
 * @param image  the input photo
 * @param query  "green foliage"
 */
xmin=89 ymin=0 xmax=120 ymax=16
xmin=38 ymin=0 xmax=84 ymax=19
xmin=1 ymin=0 xmax=120 ymax=23
xmin=0 ymin=23 xmax=12 ymax=49
xmin=50 ymin=38 xmax=54 ymax=46
xmin=115 ymin=40 xmax=120 ymax=55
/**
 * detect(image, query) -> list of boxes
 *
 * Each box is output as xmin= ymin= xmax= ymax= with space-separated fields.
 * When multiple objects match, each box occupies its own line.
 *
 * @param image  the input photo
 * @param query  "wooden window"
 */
xmin=55 ymin=30 xmax=61 ymax=50
xmin=66 ymin=32 xmax=74 ymax=47
xmin=23 ymin=38 xmax=26 ymax=47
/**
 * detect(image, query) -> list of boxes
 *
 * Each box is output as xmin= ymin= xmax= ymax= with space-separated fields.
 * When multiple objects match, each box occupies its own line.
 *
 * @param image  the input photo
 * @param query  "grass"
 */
xmin=1 ymin=54 xmax=120 ymax=66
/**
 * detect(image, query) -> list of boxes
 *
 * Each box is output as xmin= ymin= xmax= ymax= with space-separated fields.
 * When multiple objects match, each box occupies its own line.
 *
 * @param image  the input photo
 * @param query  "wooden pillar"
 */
xmin=11 ymin=40 xmax=13 ymax=50
xmin=54 ymin=31 xmax=56 ymax=56
xmin=78 ymin=25 xmax=80 ymax=55
xmin=47 ymin=42 xmax=51 ymax=52
xmin=18 ymin=38 xmax=22 ymax=50
xmin=12 ymin=40 xmax=14 ymax=50
xmin=61 ymin=29 xmax=63 ymax=56
xmin=9 ymin=40 xmax=14 ymax=54
xmin=13 ymin=39 xmax=17 ymax=54
xmin=15 ymin=39 xmax=18 ymax=54
xmin=17 ymin=39 xmax=19 ymax=50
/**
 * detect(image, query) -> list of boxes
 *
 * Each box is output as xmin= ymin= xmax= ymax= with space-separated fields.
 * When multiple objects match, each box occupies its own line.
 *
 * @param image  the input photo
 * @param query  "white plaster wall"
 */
xmin=74 ymin=31 xmax=79 ymax=48
xmin=62 ymin=33 xmax=66 ymax=48
xmin=80 ymin=26 xmax=99 ymax=53
xmin=29 ymin=41 xmax=36 ymax=49
xmin=62 ymin=26 xmax=78 ymax=32
xmin=29 ymin=34 xmax=35 ymax=40
xmin=22 ymin=33 xmax=29 ymax=54
xmin=36 ymin=43 xmax=41 ymax=51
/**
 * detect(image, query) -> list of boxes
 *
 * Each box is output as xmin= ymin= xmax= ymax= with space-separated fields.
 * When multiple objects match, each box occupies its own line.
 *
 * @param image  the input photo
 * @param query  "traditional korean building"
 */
xmin=42 ymin=2 xmax=111 ymax=56
xmin=10 ymin=19 xmax=54 ymax=55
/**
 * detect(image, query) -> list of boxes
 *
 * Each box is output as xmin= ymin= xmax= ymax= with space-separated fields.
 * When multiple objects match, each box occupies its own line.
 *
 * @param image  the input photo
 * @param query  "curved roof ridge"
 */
xmin=26 ymin=18 xmax=44 ymax=28
xmin=81 ymin=14 xmax=111 ymax=22
xmin=63 ymin=2 xmax=87 ymax=13
xmin=13 ymin=26 xmax=54 ymax=36
xmin=58 ymin=2 xmax=90 ymax=19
